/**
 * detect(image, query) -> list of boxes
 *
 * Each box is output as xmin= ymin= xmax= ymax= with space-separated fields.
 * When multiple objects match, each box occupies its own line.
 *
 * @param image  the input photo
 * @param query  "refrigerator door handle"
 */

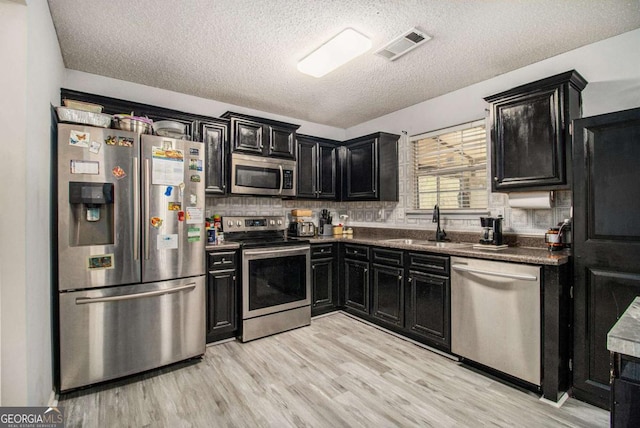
xmin=132 ymin=157 xmax=140 ymax=260
xmin=75 ymin=283 xmax=196 ymax=305
xmin=144 ymin=158 xmax=150 ymax=260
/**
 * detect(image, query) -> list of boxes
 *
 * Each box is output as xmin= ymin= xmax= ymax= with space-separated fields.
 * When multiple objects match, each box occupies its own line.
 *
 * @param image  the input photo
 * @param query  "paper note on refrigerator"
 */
xmin=157 ymin=234 xmax=178 ymax=250
xmin=186 ymin=207 xmax=203 ymax=224
xmin=152 ymin=146 xmax=184 ymax=185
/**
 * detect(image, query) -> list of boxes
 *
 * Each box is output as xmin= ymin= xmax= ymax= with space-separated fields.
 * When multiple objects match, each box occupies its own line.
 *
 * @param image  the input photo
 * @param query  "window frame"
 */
xmin=407 ymin=118 xmax=490 ymax=216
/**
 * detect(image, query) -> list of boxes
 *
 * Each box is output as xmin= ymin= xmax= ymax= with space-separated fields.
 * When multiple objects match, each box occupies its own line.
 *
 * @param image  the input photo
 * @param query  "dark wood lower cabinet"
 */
xmin=611 ymin=353 xmax=640 ymax=427
xmin=206 ymin=250 xmax=238 ymax=343
xmin=405 ymin=270 xmax=449 ymax=349
xmin=311 ymin=243 xmax=339 ymax=316
xmin=371 ymin=264 xmax=404 ymax=327
xmin=344 ymin=259 xmax=370 ymax=315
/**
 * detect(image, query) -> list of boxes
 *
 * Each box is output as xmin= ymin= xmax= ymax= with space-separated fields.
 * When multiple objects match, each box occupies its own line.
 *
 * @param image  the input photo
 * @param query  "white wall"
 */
xmin=63 ymin=71 xmax=346 ymax=141
xmin=0 ymin=0 xmax=64 ymax=406
xmin=334 ymin=28 xmax=640 ymax=234
xmin=0 ymin=0 xmax=28 ymax=406
xmin=346 ymin=28 xmax=640 ymax=138
xmin=208 ymin=29 xmax=640 ymax=235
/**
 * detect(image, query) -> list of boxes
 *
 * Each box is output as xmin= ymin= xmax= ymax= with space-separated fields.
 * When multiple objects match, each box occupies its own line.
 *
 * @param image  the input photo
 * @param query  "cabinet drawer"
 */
xmin=344 ymin=244 xmax=370 ymax=261
xmin=372 ymin=247 xmax=404 ymax=266
xmin=408 ymin=253 xmax=449 ymax=276
xmin=207 ymin=251 xmax=236 ymax=269
xmin=311 ymin=244 xmax=334 ymax=258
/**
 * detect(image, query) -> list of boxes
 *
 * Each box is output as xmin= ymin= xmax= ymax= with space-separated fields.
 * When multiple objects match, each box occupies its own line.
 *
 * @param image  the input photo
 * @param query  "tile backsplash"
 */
xmin=206 ymin=138 xmax=572 ymax=237
xmin=207 ymin=191 xmax=570 ymax=237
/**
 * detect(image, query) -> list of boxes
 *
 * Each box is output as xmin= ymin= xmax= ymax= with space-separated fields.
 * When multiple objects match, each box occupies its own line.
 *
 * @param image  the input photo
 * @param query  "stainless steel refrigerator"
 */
xmin=55 ymin=123 xmax=206 ymax=391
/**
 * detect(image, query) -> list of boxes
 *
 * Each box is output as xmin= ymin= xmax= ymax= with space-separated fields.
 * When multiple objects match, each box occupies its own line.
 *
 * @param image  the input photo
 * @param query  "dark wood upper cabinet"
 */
xmin=221 ymin=111 xmax=299 ymax=160
xmin=484 ymin=70 xmax=587 ymax=191
xmin=342 ymin=132 xmax=399 ymax=201
xmin=200 ymin=119 xmax=229 ymax=195
xmin=296 ymin=134 xmax=339 ymax=199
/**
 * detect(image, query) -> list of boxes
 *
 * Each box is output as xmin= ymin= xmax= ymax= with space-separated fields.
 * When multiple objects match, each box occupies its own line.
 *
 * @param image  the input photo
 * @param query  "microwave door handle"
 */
xmin=278 ymin=165 xmax=284 ymax=195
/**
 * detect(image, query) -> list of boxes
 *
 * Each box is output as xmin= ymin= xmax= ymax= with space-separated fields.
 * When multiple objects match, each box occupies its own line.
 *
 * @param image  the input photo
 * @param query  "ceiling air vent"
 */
xmin=375 ymin=27 xmax=432 ymax=61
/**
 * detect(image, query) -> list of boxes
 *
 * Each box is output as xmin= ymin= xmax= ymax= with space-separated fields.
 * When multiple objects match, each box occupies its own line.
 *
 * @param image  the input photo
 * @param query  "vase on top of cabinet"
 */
xmin=484 ymin=70 xmax=587 ymax=192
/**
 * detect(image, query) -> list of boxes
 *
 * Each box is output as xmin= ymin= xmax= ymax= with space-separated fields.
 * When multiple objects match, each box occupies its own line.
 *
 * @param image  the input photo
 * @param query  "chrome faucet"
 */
xmin=432 ymin=204 xmax=448 ymax=242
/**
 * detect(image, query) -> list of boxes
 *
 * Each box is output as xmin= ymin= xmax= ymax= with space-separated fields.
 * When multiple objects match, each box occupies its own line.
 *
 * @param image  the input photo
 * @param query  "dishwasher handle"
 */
xmin=452 ymin=264 xmax=538 ymax=281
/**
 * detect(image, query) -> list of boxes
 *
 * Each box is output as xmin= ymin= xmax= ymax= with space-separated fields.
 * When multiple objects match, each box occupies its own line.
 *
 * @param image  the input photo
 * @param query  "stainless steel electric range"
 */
xmin=223 ymin=216 xmax=311 ymax=342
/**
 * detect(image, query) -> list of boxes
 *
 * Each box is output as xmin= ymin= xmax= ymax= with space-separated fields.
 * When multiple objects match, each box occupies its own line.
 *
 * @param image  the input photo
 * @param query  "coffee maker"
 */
xmin=479 ymin=216 xmax=504 ymax=245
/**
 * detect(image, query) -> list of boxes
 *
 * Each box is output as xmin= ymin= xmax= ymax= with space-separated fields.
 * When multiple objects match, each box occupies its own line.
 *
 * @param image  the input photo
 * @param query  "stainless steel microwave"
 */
xmin=230 ymin=153 xmax=297 ymax=197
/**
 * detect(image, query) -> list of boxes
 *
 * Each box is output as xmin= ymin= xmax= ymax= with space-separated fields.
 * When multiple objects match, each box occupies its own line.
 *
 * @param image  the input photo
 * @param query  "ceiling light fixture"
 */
xmin=297 ymin=28 xmax=372 ymax=78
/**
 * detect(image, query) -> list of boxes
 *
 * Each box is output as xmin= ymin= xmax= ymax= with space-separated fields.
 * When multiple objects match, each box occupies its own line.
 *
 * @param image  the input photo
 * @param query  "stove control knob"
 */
xmin=269 ymin=220 xmax=275 ymax=226
xmin=277 ymin=219 xmax=283 ymax=225
xmin=236 ymin=221 xmax=242 ymax=227
xmin=227 ymin=220 xmax=233 ymax=228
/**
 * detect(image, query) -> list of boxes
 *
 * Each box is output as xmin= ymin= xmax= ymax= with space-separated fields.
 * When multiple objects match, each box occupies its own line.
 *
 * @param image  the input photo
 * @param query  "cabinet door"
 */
xmin=232 ymin=118 xmax=263 ymax=154
xmin=318 ymin=143 xmax=337 ymax=199
xmin=311 ymin=257 xmax=335 ymax=315
xmin=202 ymin=122 xmax=228 ymax=194
xmin=345 ymin=138 xmax=377 ymax=199
xmin=268 ymin=125 xmax=296 ymax=159
xmin=206 ymin=269 xmax=237 ymax=342
xmin=344 ymin=259 xmax=369 ymax=314
xmin=406 ymin=270 xmax=449 ymax=348
xmin=491 ymin=88 xmax=564 ymax=190
xmin=296 ymin=139 xmax=317 ymax=198
xmin=372 ymin=264 xmax=404 ymax=326
xmin=572 ymin=107 xmax=640 ymax=409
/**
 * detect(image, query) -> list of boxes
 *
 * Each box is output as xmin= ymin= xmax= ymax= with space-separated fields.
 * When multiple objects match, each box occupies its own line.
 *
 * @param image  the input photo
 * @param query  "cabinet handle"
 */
xmin=494 ymin=177 xmax=498 ymax=181
xmin=398 ymin=275 xmax=403 ymax=280
xmin=320 ymin=249 xmax=325 ymax=253
xmin=232 ymin=275 xmax=236 ymax=281
xmin=364 ymin=268 xmax=368 ymax=273
xmin=312 ymin=265 xmax=316 ymax=270
xmin=408 ymin=277 xmax=413 ymax=283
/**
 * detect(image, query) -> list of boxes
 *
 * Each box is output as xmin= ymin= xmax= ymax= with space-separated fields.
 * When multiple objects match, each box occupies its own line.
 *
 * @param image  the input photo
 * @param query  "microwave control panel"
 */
xmin=283 ymin=169 xmax=293 ymax=189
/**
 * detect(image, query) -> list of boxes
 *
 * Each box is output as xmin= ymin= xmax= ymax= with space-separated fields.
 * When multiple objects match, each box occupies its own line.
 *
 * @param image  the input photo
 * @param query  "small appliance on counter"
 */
xmin=545 ymin=219 xmax=572 ymax=251
xmin=289 ymin=221 xmax=315 ymax=237
xmin=473 ymin=216 xmax=507 ymax=250
xmin=288 ymin=209 xmax=316 ymax=237
xmin=319 ymin=208 xmax=333 ymax=236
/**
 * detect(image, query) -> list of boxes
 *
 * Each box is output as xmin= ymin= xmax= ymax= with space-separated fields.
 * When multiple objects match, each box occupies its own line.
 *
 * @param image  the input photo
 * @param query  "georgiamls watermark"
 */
xmin=0 ymin=407 xmax=64 ymax=428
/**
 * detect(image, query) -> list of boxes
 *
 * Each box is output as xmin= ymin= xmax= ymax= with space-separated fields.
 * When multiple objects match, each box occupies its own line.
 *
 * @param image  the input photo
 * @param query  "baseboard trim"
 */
xmin=48 ymin=389 xmax=59 ymax=407
xmin=539 ymin=392 xmax=569 ymax=408
xmin=337 ymin=310 xmax=459 ymax=362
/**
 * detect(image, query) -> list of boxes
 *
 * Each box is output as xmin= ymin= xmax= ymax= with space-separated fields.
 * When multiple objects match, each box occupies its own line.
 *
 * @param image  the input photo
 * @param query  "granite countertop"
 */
xmin=205 ymin=232 xmax=570 ymax=266
xmin=608 ymin=297 xmax=640 ymax=358
xmin=305 ymin=235 xmax=570 ymax=266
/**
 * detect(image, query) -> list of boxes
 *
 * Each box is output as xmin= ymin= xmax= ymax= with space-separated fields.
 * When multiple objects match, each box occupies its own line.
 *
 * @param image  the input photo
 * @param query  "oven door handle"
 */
xmin=243 ymin=246 xmax=309 ymax=256
xmin=278 ymin=165 xmax=284 ymax=195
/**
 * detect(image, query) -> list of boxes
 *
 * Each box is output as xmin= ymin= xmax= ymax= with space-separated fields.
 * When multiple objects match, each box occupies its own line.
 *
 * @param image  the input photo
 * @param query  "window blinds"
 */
xmin=412 ymin=120 xmax=487 ymax=210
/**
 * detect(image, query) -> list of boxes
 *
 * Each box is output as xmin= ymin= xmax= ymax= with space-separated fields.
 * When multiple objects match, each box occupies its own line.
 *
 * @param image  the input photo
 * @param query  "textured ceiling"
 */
xmin=47 ymin=0 xmax=640 ymax=128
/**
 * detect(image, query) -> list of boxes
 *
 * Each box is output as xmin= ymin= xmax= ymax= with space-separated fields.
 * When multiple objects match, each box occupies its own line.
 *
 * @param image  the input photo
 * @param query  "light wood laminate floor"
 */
xmin=59 ymin=312 xmax=608 ymax=427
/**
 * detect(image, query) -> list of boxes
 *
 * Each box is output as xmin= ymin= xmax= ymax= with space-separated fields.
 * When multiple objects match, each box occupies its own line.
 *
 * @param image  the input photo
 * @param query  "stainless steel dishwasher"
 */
xmin=450 ymin=256 xmax=541 ymax=386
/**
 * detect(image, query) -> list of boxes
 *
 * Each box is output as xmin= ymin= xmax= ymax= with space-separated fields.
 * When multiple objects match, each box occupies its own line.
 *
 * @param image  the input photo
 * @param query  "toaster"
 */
xmin=288 ymin=221 xmax=316 ymax=237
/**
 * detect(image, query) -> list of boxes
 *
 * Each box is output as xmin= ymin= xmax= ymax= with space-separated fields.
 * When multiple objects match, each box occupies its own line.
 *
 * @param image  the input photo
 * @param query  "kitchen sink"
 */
xmin=381 ymin=238 xmax=473 ymax=249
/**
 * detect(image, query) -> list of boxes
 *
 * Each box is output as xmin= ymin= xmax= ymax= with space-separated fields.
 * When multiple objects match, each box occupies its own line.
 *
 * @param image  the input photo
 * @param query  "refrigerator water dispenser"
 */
xmin=69 ymin=182 xmax=114 ymax=246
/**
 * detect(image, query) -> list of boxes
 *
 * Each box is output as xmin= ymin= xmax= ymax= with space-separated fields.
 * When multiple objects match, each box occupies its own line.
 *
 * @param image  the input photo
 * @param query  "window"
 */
xmin=412 ymin=120 xmax=487 ymax=210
